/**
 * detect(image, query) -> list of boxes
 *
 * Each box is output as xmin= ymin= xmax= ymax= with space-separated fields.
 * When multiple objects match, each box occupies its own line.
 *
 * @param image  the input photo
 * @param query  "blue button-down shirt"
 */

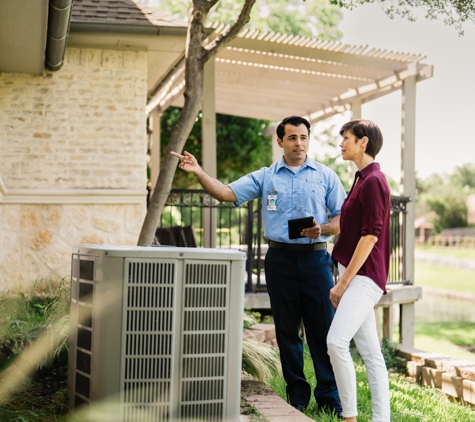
xmin=228 ymin=156 xmax=347 ymax=243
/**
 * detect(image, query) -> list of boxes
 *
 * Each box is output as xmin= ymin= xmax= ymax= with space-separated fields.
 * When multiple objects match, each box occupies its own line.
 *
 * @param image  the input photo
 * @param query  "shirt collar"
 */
xmin=276 ymin=155 xmax=317 ymax=171
xmin=355 ymin=162 xmax=380 ymax=180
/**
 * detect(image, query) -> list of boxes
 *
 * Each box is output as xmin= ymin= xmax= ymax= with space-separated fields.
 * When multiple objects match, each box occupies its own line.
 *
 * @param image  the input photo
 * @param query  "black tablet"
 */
xmin=288 ymin=216 xmax=315 ymax=239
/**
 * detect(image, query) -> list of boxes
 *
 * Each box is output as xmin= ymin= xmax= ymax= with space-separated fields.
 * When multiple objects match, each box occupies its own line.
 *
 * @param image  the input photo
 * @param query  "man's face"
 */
xmin=277 ymin=123 xmax=310 ymax=166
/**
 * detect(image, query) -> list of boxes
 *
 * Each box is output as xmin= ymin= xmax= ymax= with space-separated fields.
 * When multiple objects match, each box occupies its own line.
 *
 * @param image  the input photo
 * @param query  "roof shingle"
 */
xmin=71 ymin=0 xmax=186 ymax=27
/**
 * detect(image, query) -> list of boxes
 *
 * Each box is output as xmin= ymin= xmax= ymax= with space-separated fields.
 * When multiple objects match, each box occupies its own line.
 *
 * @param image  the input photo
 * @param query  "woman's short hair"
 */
xmin=339 ymin=119 xmax=383 ymax=158
xmin=276 ymin=116 xmax=311 ymax=140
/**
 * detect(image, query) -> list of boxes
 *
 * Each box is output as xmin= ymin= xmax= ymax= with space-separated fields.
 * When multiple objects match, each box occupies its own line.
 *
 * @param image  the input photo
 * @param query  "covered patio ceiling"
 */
xmin=147 ymin=26 xmax=433 ymax=124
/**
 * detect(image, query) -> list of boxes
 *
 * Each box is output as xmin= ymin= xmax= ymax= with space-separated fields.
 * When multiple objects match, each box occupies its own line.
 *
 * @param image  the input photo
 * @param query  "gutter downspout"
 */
xmin=45 ymin=0 xmax=73 ymax=71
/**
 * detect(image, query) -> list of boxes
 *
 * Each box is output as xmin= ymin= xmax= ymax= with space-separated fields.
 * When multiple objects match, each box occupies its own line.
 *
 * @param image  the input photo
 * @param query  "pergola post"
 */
xmin=150 ymin=109 xmax=161 ymax=195
xmin=202 ymin=58 xmax=217 ymax=248
xmin=400 ymin=74 xmax=417 ymax=346
xmin=272 ymin=130 xmax=281 ymax=164
xmin=351 ymin=99 xmax=362 ymax=119
xmin=349 ymin=100 xmax=362 ymax=179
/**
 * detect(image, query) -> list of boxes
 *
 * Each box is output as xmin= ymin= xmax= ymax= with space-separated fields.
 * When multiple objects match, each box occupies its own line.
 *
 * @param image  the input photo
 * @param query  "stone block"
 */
xmin=442 ymin=372 xmax=463 ymax=398
xmin=244 ymin=329 xmax=265 ymax=343
xmin=249 ymin=323 xmax=275 ymax=342
xmin=454 ymin=362 xmax=475 ymax=382
xmin=422 ymin=366 xmax=443 ymax=388
xmin=92 ymin=216 xmax=121 ymax=233
xmin=463 ymin=379 xmax=475 ymax=405
xmin=27 ymin=230 xmax=53 ymax=250
xmin=407 ymin=361 xmax=423 ymax=383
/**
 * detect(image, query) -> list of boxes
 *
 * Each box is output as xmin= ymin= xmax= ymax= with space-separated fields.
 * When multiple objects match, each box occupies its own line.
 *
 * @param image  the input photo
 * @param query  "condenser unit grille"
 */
xmin=128 ymin=262 xmax=175 ymax=284
xmin=125 ymin=333 xmax=172 ymax=355
xmin=123 ymin=404 xmax=170 ymax=422
xmin=180 ymin=262 xmax=230 ymax=421
xmin=70 ymin=247 xmax=244 ymax=422
xmin=181 ymin=403 xmax=223 ymax=422
xmin=121 ymin=260 xmax=177 ymax=415
xmin=127 ymin=286 xmax=174 ymax=308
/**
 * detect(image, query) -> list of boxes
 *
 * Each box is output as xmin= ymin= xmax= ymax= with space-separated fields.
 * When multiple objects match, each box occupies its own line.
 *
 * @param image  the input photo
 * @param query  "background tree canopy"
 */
xmin=156 ymin=0 xmax=343 ymax=39
xmin=329 ymin=0 xmax=474 ymax=34
xmin=160 ymin=107 xmax=272 ymax=188
xmin=417 ymin=163 xmax=475 ymax=233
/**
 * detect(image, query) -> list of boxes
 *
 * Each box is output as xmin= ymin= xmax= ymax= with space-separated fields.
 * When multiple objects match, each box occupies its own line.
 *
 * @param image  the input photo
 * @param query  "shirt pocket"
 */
xmin=302 ymin=181 xmax=326 ymax=214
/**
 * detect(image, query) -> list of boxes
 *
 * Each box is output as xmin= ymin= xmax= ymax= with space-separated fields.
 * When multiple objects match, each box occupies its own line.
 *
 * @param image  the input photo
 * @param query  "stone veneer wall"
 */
xmin=0 ymin=48 xmax=148 ymax=291
xmin=0 ymin=203 xmax=145 ymax=291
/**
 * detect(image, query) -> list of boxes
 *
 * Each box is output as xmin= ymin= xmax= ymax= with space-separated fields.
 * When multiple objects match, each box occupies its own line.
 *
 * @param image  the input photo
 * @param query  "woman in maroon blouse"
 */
xmin=327 ymin=119 xmax=391 ymax=422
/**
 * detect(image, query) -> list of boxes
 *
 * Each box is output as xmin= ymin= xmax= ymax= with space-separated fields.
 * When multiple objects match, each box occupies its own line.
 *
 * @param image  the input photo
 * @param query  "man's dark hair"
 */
xmin=276 ymin=116 xmax=311 ymax=140
xmin=339 ymin=119 xmax=383 ymax=159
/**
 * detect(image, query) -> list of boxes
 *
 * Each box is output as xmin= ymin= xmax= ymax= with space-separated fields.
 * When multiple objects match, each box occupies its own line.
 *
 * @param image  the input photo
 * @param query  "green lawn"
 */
xmin=269 ymin=346 xmax=475 ymax=421
xmin=415 ymin=244 xmax=475 ymax=260
xmin=415 ymin=262 xmax=475 ymax=294
xmin=413 ymin=257 xmax=475 ymax=361
xmin=414 ymin=321 xmax=475 ymax=362
xmin=412 ymin=253 xmax=475 ymax=361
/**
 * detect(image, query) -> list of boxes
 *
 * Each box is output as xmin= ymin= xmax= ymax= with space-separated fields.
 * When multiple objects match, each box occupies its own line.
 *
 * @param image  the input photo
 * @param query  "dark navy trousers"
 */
xmin=265 ymin=247 xmax=342 ymax=412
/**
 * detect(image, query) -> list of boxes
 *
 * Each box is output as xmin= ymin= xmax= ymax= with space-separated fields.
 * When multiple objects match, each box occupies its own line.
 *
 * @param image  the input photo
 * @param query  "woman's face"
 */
xmin=339 ymin=129 xmax=364 ymax=161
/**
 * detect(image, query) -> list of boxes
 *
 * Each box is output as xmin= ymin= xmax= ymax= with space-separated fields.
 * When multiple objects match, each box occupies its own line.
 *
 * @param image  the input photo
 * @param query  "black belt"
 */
xmin=268 ymin=240 xmax=327 ymax=252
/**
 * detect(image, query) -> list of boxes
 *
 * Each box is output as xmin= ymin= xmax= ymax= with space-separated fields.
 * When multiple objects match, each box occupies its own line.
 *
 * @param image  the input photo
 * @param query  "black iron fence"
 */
xmin=156 ymin=189 xmax=411 ymax=292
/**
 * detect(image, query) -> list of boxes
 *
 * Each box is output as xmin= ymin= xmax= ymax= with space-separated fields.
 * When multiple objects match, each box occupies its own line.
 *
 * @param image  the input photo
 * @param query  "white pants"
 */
xmin=327 ymin=264 xmax=390 ymax=421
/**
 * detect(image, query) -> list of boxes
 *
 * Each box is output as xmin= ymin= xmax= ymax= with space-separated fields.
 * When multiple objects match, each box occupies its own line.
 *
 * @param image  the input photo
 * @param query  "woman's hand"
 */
xmin=329 ymin=280 xmax=348 ymax=309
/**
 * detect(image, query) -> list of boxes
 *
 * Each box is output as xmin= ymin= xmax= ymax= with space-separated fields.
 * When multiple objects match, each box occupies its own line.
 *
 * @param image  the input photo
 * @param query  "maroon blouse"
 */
xmin=332 ymin=162 xmax=391 ymax=293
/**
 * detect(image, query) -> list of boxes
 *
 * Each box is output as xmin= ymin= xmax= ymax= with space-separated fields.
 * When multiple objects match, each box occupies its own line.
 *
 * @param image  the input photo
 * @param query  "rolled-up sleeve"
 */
xmin=360 ymin=176 xmax=389 ymax=238
xmin=325 ymin=171 xmax=347 ymax=217
xmin=228 ymin=168 xmax=265 ymax=207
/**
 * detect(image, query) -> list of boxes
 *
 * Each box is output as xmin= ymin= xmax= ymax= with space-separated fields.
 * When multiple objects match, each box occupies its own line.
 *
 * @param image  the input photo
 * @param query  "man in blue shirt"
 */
xmin=171 ymin=116 xmax=345 ymax=417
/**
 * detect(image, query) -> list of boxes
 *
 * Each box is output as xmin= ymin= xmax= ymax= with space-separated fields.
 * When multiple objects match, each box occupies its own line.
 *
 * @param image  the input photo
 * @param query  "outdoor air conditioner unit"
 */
xmin=68 ymin=245 xmax=246 ymax=422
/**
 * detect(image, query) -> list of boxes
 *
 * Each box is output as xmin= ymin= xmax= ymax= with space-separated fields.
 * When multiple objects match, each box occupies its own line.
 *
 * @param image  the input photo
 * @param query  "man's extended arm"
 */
xmin=170 ymin=151 xmax=237 ymax=203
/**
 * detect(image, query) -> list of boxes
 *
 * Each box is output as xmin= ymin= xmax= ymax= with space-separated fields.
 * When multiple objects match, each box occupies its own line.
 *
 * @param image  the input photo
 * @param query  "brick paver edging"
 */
xmin=399 ymin=345 xmax=475 ymax=406
xmin=241 ymin=376 xmax=314 ymax=422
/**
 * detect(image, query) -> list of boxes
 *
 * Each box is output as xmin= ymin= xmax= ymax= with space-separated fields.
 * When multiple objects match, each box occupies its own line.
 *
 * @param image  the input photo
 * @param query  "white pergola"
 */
xmin=147 ymin=27 xmax=433 ymax=287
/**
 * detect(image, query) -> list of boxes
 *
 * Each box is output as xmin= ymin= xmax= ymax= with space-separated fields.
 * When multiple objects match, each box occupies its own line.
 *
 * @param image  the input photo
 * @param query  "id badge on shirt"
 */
xmin=267 ymin=194 xmax=277 ymax=211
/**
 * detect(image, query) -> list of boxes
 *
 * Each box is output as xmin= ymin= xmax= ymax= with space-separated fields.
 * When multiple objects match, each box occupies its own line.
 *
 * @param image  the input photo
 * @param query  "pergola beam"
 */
xmin=215 ymin=71 xmax=343 ymax=96
xmin=215 ymin=83 xmax=337 ymax=106
xmin=215 ymin=60 xmax=370 ymax=90
xmin=218 ymin=47 xmax=392 ymax=81
xmin=228 ymin=37 xmax=423 ymax=72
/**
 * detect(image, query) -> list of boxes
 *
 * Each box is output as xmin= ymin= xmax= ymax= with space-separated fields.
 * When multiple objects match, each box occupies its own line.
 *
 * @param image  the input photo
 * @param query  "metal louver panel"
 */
xmin=180 ymin=261 xmax=230 ymax=421
xmin=121 ymin=260 xmax=177 ymax=419
xmin=70 ymin=256 xmax=95 ymax=407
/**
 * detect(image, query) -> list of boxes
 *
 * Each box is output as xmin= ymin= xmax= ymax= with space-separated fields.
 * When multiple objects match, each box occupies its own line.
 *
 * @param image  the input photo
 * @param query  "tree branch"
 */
xmin=202 ymin=0 xmax=257 ymax=61
xmin=202 ymin=0 xmax=220 ymax=13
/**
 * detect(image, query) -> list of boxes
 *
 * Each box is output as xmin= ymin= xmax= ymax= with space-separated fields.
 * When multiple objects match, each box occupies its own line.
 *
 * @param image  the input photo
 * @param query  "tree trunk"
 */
xmin=137 ymin=0 xmax=256 ymax=246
